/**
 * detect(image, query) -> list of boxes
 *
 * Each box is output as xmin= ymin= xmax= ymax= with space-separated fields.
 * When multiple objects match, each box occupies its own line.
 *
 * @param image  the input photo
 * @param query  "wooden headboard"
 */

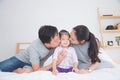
xmin=16 ymin=42 xmax=31 ymax=54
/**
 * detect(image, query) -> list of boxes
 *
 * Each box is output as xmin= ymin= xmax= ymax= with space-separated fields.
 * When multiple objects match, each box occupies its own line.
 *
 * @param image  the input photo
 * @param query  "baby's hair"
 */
xmin=59 ymin=30 xmax=70 ymax=39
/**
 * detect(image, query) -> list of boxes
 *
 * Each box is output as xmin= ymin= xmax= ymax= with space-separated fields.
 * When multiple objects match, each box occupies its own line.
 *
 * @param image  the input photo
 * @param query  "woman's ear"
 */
xmin=80 ymin=40 xmax=85 ymax=44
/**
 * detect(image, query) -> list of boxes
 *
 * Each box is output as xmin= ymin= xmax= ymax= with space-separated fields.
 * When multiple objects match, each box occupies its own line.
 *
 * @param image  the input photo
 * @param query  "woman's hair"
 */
xmin=38 ymin=25 xmax=58 ymax=44
xmin=95 ymin=38 xmax=101 ymax=49
xmin=59 ymin=29 xmax=70 ymax=39
xmin=73 ymin=25 xmax=101 ymax=63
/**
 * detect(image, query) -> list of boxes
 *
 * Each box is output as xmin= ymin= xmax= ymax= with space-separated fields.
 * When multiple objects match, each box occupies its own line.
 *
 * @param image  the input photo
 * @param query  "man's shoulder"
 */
xmin=29 ymin=39 xmax=48 ymax=52
xmin=31 ymin=39 xmax=44 ymax=47
xmin=31 ymin=39 xmax=41 ymax=44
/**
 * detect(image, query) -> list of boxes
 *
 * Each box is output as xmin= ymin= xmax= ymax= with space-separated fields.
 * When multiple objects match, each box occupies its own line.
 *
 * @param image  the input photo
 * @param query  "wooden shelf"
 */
xmin=100 ymin=16 xmax=120 ymax=19
xmin=98 ymin=8 xmax=120 ymax=49
xmin=103 ymin=45 xmax=120 ymax=48
xmin=114 ymin=60 xmax=120 ymax=64
xmin=16 ymin=42 xmax=31 ymax=54
xmin=102 ymin=30 xmax=120 ymax=33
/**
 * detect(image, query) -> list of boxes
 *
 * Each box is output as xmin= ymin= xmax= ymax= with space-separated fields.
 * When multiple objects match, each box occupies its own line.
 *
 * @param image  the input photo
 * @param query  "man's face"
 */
xmin=49 ymin=33 xmax=60 ymax=48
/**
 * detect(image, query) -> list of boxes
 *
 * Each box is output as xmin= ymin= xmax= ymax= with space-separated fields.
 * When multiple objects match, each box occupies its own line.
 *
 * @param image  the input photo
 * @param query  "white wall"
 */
xmin=0 ymin=0 xmax=120 ymax=61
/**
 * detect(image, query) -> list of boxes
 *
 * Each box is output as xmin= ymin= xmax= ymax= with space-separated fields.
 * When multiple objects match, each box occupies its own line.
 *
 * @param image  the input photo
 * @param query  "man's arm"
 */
xmin=32 ymin=63 xmax=52 ymax=71
xmin=32 ymin=53 xmax=66 ymax=71
xmin=40 ymin=51 xmax=66 ymax=70
xmin=32 ymin=49 xmax=67 ymax=71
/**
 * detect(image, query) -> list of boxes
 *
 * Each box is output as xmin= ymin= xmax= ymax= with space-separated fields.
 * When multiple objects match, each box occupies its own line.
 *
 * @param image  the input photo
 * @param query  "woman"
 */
xmin=70 ymin=25 xmax=101 ymax=74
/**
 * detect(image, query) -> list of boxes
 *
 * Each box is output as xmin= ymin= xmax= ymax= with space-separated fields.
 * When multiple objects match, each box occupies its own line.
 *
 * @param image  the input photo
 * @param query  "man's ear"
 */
xmin=44 ymin=43 xmax=50 ymax=49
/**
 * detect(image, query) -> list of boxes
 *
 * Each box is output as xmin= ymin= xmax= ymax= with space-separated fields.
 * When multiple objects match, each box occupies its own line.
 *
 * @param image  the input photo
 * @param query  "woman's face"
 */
xmin=70 ymin=29 xmax=86 ymax=44
xmin=70 ymin=30 xmax=79 ymax=44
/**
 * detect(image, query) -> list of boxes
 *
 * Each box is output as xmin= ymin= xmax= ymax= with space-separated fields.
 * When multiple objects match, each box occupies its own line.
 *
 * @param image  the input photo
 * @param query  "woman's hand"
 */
xmin=78 ymin=62 xmax=99 ymax=74
xmin=78 ymin=69 xmax=89 ymax=74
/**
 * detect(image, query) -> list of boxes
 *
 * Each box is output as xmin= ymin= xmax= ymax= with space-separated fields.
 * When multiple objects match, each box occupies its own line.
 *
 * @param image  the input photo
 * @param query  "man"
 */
xmin=0 ymin=25 xmax=60 ymax=72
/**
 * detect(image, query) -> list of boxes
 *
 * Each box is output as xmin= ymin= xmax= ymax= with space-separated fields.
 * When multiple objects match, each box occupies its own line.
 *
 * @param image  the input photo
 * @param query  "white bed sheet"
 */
xmin=0 ymin=64 xmax=120 ymax=80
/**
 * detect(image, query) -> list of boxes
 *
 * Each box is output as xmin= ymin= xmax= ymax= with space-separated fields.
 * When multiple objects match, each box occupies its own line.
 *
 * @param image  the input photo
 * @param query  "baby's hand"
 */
xmin=72 ymin=68 xmax=79 ymax=73
xmin=52 ymin=69 xmax=58 ymax=75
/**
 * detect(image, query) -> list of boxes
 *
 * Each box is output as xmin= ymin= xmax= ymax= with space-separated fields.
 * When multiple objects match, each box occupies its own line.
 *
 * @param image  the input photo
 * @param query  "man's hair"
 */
xmin=38 ymin=25 xmax=58 ymax=44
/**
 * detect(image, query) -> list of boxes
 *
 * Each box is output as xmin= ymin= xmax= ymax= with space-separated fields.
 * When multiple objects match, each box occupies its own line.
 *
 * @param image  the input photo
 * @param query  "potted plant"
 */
xmin=115 ymin=36 xmax=120 ymax=46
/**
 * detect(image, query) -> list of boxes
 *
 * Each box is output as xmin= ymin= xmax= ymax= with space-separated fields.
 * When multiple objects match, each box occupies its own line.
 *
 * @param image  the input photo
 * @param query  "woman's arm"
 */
xmin=79 ymin=61 xmax=99 ymax=74
xmin=88 ymin=61 xmax=99 ymax=72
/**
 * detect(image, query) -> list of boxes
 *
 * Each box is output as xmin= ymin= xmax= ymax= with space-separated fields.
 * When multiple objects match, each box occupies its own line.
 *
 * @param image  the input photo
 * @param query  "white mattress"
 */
xmin=0 ymin=64 xmax=120 ymax=80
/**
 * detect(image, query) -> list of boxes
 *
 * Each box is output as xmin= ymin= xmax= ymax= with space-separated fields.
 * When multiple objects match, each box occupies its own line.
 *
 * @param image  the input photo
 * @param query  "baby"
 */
xmin=50 ymin=30 xmax=79 ymax=75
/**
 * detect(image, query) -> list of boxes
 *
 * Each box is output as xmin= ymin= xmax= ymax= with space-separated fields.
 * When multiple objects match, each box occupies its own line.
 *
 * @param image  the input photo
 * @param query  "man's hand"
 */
xmin=32 ymin=64 xmax=41 ymax=71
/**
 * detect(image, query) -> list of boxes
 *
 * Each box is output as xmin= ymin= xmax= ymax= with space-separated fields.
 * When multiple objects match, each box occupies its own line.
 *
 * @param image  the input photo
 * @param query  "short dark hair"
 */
xmin=59 ymin=29 xmax=70 ymax=39
xmin=38 ymin=25 xmax=58 ymax=44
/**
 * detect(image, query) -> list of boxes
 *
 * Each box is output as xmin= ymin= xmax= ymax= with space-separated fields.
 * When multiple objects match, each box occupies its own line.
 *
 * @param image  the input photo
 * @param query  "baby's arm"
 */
xmin=71 ymin=47 xmax=79 ymax=73
xmin=52 ymin=47 xmax=60 ymax=75
xmin=73 ymin=62 xmax=78 ymax=69
xmin=72 ymin=62 xmax=79 ymax=73
xmin=52 ymin=59 xmax=58 ymax=75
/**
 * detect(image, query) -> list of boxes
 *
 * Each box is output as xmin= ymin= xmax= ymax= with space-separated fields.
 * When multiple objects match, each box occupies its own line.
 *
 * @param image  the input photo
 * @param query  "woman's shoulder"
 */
xmin=70 ymin=41 xmax=90 ymax=47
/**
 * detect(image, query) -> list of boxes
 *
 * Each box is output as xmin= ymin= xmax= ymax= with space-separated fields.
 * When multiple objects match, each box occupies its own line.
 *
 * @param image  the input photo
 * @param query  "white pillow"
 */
xmin=98 ymin=48 xmax=116 ymax=65
xmin=97 ymin=48 xmax=116 ymax=69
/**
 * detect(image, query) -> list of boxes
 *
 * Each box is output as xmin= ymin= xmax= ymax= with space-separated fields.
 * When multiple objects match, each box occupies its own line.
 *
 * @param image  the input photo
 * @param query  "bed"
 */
xmin=0 ymin=64 xmax=120 ymax=80
xmin=0 ymin=43 xmax=120 ymax=80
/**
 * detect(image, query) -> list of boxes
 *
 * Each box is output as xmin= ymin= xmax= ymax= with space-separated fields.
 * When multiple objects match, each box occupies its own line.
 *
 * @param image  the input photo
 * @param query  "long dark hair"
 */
xmin=73 ymin=25 xmax=101 ymax=63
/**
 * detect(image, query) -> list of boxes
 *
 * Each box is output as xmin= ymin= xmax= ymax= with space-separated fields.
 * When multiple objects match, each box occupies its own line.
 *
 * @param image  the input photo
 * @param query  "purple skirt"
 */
xmin=49 ymin=67 xmax=73 ymax=73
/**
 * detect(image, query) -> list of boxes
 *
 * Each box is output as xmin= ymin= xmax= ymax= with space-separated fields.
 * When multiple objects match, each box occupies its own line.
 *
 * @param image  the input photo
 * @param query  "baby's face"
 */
xmin=60 ymin=34 xmax=70 ymax=47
